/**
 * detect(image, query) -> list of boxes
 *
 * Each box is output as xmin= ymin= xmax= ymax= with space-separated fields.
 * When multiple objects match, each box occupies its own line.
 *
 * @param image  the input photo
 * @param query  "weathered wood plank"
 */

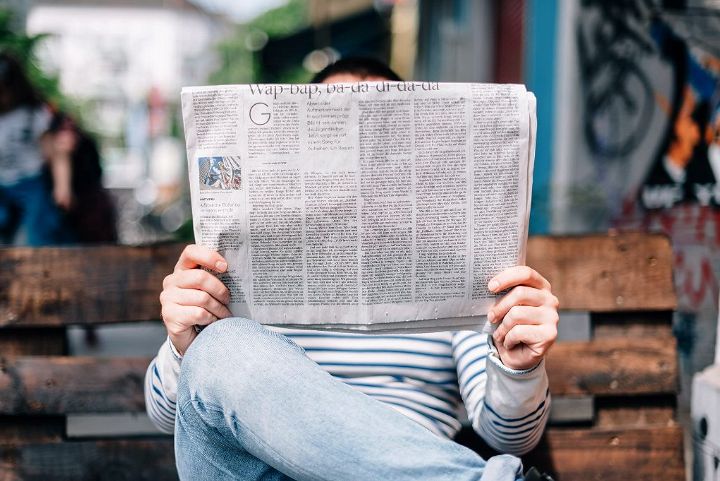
xmin=0 ymin=357 xmax=148 ymax=414
xmin=0 ymin=243 xmax=184 ymax=327
xmin=0 ymin=233 xmax=676 ymax=327
xmin=592 ymin=311 xmax=675 ymax=339
xmin=527 ymin=233 xmax=676 ymax=312
xmin=0 ymin=329 xmax=67 ymax=445
xmin=0 ymin=416 xmax=64 ymax=443
xmin=595 ymin=396 xmax=677 ymax=428
xmin=0 ymin=428 xmax=685 ymax=481
xmin=523 ymin=426 xmax=685 ymax=481
xmin=0 ymin=439 xmax=176 ymax=481
xmin=0 ymin=329 xmax=66 ymax=355
xmin=0 ymin=337 xmax=678 ymax=414
xmin=546 ymin=337 xmax=678 ymax=396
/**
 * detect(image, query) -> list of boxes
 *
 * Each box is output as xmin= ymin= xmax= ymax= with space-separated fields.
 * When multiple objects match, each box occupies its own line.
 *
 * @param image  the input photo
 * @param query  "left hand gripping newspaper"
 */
xmin=181 ymin=81 xmax=536 ymax=333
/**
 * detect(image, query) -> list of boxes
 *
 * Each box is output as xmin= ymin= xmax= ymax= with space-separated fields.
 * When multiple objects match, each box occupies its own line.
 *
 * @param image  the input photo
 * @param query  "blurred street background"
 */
xmin=1 ymin=0 xmax=720 ymax=478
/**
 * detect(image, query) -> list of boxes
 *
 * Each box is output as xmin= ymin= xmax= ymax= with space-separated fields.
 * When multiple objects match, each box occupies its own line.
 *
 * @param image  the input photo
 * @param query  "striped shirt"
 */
xmin=145 ymin=328 xmax=550 ymax=456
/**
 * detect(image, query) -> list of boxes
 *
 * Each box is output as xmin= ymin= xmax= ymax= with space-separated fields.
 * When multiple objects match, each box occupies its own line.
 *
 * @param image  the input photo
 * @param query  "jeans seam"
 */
xmin=182 ymin=398 xmax=333 ymax=481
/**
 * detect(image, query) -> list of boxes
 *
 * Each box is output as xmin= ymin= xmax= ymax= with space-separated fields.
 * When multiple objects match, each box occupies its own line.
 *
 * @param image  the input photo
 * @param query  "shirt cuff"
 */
xmin=482 ymin=335 xmax=550 ymax=420
xmin=167 ymin=336 xmax=184 ymax=362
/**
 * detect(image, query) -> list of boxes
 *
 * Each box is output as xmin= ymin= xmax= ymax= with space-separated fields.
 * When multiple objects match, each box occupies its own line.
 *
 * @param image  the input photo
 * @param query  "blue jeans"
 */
xmin=175 ymin=318 xmax=524 ymax=481
xmin=0 ymin=174 xmax=73 ymax=246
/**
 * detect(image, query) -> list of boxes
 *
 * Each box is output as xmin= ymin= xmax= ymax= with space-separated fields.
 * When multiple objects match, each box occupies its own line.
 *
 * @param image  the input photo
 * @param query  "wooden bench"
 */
xmin=0 ymin=233 xmax=683 ymax=480
xmin=459 ymin=233 xmax=684 ymax=480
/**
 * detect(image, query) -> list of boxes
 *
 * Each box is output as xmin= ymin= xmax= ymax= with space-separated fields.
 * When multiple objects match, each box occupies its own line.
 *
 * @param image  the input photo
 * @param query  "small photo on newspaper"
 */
xmin=181 ymin=82 xmax=536 ymax=333
xmin=199 ymin=156 xmax=242 ymax=191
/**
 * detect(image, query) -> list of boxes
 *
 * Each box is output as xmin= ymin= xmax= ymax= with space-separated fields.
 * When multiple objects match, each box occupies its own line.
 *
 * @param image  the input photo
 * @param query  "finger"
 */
xmin=161 ymin=303 xmax=217 ymax=335
xmin=169 ymin=269 xmax=231 ymax=305
xmin=492 ymin=305 xmax=544 ymax=345
xmin=503 ymin=324 xmax=556 ymax=354
xmin=186 ymin=306 xmax=218 ymax=326
xmin=488 ymin=266 xmax=551 ymax=293
xmin=488 ymin=286 xmax=551 ymax=324
xmin=175 ymin=244 xmax=227 ymax=273
xmin=163 ymin=286 xmax=232 ymax=320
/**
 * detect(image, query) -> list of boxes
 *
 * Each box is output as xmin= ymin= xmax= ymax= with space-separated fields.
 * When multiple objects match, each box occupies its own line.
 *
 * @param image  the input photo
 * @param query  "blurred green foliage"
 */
xmin=210 ymin=0 xmax=312 ymax=86
xmin=174 ymin=216 xmax=195 ymax=243
xmin=0 ymin=8 xmax=70 ymax=111
xmin=251 ymin=0 xmax=308 ymax=37
xmin=209 ymin=27 xmax=256 ymax=85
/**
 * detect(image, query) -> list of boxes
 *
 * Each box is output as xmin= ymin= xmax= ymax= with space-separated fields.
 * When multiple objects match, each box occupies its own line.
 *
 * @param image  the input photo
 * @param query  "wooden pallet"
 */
xmin=0 ymin=233 xmax=683 ymax=480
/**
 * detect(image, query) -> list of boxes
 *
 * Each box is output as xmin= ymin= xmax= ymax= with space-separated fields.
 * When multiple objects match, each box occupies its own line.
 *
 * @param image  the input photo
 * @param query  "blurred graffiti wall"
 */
xmin=551 ymin=0 xmax=720 ymax=410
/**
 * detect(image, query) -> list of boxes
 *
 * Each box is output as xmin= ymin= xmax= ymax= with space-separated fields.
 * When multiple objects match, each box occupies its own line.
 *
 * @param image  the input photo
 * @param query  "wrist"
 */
xmin=488 ymin=336 xmax=543 ymax=375
xmin=492 ymin=353 xmax=543 ymax=376
xmin=167 ymin=337 xmax=184 ymax=360
xmin=168 ymin=330 xmax=196 ymax=358
xmin=497 ymin=353 xmax=542 ymax=372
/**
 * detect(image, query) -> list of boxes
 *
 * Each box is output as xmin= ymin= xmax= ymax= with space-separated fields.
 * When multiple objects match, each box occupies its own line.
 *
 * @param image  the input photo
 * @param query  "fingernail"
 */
xmin=215 ymin=260 xmax=227 ymax=272
xmin=488 ymin=280 xmax=499 ymax=292
xmin=487 ymin=311 xmax=495 ymax=323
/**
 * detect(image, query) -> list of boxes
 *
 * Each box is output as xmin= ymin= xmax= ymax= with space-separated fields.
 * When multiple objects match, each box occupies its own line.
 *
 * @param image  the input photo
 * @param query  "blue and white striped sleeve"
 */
xmin=451 ymin=331 xmax=550 ymax=456
xmin=144 ymin=337 xmax=183 ymax=434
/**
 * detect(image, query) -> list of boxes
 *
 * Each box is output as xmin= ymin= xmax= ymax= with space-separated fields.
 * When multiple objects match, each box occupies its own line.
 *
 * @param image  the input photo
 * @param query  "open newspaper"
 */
xmin=181 ymin=82 xmax=536 ymax=333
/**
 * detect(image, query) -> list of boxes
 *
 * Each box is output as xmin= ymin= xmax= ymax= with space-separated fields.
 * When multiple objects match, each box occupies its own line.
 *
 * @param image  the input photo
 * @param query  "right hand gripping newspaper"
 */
xmin=181 ymin=81 xmax=536 ymax=333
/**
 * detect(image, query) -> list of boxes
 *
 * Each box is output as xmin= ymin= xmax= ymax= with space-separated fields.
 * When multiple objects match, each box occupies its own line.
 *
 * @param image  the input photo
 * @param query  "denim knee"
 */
xmin=178 ymin=318 xmax=302 ymax=404
xmin=189 ymin=317 xmax=267 ymax=357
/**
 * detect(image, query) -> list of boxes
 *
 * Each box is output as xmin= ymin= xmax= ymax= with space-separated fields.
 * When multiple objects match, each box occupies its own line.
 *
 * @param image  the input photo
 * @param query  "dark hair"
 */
xmin=311 ymin=57 xmax=402 ymax=83
xmin=0 ymin=52 xmax=43 ymax=111
xmin=47 ymin=111 xmax=103 ymax=193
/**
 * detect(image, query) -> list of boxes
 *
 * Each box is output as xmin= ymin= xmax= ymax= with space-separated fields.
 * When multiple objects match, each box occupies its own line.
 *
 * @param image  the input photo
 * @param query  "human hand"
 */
xmin=160 ymin=244 xmax=232 ymax=355
xmin=53 ymin=184 xmax=73 ymax=210
xmin=487 ymin=266 xmax=559 ymax=371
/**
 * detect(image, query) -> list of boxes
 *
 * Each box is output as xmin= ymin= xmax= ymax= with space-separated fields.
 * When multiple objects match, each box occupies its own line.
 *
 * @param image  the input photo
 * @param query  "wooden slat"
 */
xmin=0 ymin=416 xmax=64 ymax=443
xmin=527 ymin=233 xmax=676 ymax=312
xmin=0 ymin=337 xmax=677 ymax=414
xmin=0 ymin=439 xmax=176 ymax=481
xmin=0 ymin=328 xmax=66 ymax=355
xmin=523 ymin=426 xmax=685 ymax=481
xmin=596 ymin=405 xmax=676 ymax=428
xmin=592 ymin=311 xmax=675 ymax=340
xmin=546 ymin=337 xmax=678 ymax=396
xmin=0 ymin=233 xmax=676 ymax=327
xmin=0 ymin=357 xmax=149 ymax=414
xmin=2 ymin=429 xmax=684 ymax=481
xmin=0 ymin=328 xmax=67 ymax=444
xmin=595 ymin=396 xmax=677 ymax=428
xmin=0 ymin=243 xmax=184 ymax=327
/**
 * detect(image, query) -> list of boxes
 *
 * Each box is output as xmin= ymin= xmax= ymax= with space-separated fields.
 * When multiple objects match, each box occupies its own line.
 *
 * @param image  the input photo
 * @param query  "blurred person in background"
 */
xmin=0 ymin=52 xmax=117 ymax=246
xmin=0 ymin=52 xmax=72 ymax=245
xmin=44 ymin=111 xmax=117 ymax=243
xmin=43 ymin=111 xmax=118 ymax=349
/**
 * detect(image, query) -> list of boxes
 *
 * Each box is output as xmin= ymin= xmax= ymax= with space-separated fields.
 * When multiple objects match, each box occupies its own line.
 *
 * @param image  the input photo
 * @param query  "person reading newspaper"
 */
xmin=146 ymin=58 xmax=559 ymax=481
